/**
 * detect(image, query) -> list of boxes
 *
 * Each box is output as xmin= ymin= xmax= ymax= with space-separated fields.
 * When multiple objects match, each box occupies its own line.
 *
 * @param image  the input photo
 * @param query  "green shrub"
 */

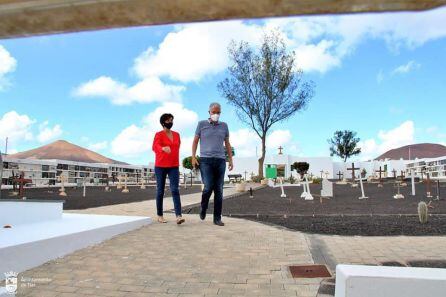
xmin=251 ymin=175 xmax=262 ymax=183
xmin=312 ymin=177 xmax=322 ymax=184
xmin=182 ymin=156 xmax=200 ymax=170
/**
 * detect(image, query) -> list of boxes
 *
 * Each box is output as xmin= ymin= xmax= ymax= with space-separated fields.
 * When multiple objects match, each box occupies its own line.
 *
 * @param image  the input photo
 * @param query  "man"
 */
xmin=192 ymin=102 xmax=233 ymax=226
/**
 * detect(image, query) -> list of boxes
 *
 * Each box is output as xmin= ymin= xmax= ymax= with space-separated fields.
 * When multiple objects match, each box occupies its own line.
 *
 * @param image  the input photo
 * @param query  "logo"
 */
xmin=4 ymin=271 xmax=18 ymax=294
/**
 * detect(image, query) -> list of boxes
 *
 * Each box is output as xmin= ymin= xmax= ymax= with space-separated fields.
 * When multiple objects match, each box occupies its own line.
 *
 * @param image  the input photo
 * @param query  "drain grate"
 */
xmin=289 ymin=264 xmax=332 ymax=278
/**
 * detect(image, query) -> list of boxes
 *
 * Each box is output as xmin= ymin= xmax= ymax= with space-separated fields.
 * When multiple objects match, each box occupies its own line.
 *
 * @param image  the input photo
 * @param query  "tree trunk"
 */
xmin=258 ymin=136 xmax=267 ymax=178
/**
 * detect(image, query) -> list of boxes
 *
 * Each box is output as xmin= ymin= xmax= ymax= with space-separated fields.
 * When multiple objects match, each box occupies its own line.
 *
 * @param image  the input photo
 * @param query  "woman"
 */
xmin=152 ymin=113 xmax=185 ymax=224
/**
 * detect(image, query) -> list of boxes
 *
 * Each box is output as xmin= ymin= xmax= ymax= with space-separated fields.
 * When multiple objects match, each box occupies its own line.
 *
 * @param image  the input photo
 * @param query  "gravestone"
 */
xmin=410 ymin=169 xmax=416 ymax=196
xmin=346 ymin=163 xmax=359 ymax=181
xmin=393 ymin=181 xmax=404 ymax=199
xmin=376 ymin=166 xmax=385 ymax=187
xmin=183 ymin=173 xmax=187 ymax=189
xmin=57 ymin=175 xmax=67 ymax=197
xmin=279 ymin=177 xmax=286 ymax=198
xmin=426 ymin=172 xmax=433 ymax=198
xmin=82 ymin=177 xmax=87 ymax=197
xmin=300 ymin=176 xmax=308 ymax=198
xmin=116 ymin=175 xmax=123 ymax=190
xmin=321 ymin=178 xmax=333 ymax=198
xmin=13 ymin=172 xmax=32 ymax=199
xmin=122 ymin=174 xmax=129 ymax=193
xmin=358 ymin=173 xmax=368 ymax=200
xmin=337 ymin=171 xmax=343 ymax=181
xmin=302 ymin=175 xmax=313 ymax=201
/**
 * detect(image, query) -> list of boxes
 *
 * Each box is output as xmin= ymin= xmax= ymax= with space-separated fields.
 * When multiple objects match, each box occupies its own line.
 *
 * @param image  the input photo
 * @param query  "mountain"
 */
xmin=375 ymin=143 xmax=446 ymax=160
xmin=8 ymin=140 xmax=128 ymax=164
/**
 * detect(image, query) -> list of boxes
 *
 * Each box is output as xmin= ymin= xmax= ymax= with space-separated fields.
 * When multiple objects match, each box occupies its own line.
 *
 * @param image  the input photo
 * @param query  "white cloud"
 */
xmin=392 ymin=60 xmax=420 ymax=75
xmin=75 ymin=7 xmax=446 ymax=108
xmin=111 ymin=124 xmax=150 ymax=158
xmin=111 ymin=103 xmax=198 ymax=158
xmin=0 ymin=45 xmax=17 ymax=90
xmin=359 ymin=120 xmax=415 ymax=160
xmin=229 ymin=128 xmax=299 ymax=157
xmin=0 ymin=111 xmax=34 ymax=149
xmin=133 ymin=21 xmax=262 ymax=83
xmin=230 ymin=129 xmax=259 ymax=157
xmin=294 ymin=40 xmax=341 ymax=73
xmin=142 ymin=102 xmax=199 ymax=133
xmin=74 ymin=76 xmax=185 ymax=105
xmin=37 ymin=121 xmax=63 ymax=143
xmin=88 ymin=141 xmax=108 ymax=151
xmin=269 ymin=8 xmax=446 ymax=73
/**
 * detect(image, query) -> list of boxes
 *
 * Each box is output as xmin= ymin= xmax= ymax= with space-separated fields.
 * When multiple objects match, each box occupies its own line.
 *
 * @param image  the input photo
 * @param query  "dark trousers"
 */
xmin=155 ymin=166 xmax=182 ymax=217
xmin=199 ymin=157 xmax=226 ymax=221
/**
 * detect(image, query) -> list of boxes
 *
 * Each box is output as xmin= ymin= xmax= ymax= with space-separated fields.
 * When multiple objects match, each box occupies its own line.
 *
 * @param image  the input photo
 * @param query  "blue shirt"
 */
xmin=195 ymin=120 xmax=229 ymax=159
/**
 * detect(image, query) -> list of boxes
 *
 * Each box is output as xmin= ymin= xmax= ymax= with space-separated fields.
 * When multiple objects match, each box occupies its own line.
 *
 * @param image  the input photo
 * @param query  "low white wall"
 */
xmin=335 ymin=264 xmax=446 ymax=297
xmin=0 ymin=200 xmax=63 ymax=227
xmin=0 ymin=214 xmax=152 ymax=282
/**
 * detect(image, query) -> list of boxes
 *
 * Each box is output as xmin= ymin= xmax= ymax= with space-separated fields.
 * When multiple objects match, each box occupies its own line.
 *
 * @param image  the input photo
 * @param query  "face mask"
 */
xmin=163 ymin=122 xmax=173 ymax=129
xmin=210 ymin=114 xmax=220 ymax=122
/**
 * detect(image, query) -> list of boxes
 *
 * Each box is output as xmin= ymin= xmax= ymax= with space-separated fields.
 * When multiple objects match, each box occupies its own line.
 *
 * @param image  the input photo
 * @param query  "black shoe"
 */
xmin=213 ymin=220 xmax=225 ymax=226
xmin=199 ymin=210 xmax=206 ymax=220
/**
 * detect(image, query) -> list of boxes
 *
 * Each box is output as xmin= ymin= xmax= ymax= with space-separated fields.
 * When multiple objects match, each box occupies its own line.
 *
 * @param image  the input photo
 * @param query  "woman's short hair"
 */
xmin=160 ymin=113 xmax=174 ymax=125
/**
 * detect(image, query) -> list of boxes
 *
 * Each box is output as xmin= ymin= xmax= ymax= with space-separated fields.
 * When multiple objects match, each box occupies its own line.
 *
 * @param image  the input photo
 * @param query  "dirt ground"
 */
xmin=184 ymin=182 xmax=446 ymax=236
xmin=1 ymin=185 xmax=202 ymax=210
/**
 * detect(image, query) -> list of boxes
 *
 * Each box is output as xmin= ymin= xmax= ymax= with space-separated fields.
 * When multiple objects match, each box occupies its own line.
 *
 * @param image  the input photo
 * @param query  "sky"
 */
xmin=0 ymin=8 xmax=445 ymax=165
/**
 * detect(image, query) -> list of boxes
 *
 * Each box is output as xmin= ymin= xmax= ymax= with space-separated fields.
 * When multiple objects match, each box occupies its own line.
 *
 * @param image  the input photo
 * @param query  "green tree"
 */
xmin=225 ymin=146 xmax=235 ymax=162
xmin=182 ymin=156 xmax=200 ymax=170
xmin=291 ymin=162 xmax=309 ymax=179
xmin=218 ymin=31 xmax=315 ymax=178
xmin=328 ymin=130 xmax=361 ymax=162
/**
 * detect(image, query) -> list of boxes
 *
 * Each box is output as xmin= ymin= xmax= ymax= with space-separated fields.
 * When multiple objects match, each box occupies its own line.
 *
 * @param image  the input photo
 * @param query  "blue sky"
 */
xmin=0 ymin=8 xmax=445 ymax=165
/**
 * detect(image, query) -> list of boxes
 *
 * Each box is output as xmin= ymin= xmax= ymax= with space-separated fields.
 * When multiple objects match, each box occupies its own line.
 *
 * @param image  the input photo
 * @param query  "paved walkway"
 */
xmin=15 ymin=218 xmax=317 ymax=297
xmin=13 ymin=184 xmax=322 ymax=297
xmin=308 ymin=234 xmax=446 ymax=269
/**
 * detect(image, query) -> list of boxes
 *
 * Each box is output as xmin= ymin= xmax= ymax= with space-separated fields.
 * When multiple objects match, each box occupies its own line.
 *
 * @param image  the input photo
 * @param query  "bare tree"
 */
xmin=218 ymin=31 xmax=315 ymax=177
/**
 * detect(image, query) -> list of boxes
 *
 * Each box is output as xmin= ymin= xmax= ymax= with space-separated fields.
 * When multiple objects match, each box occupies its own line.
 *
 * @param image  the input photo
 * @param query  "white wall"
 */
xmin=333 ymin=159 xmax=408 ymax=180
xmin=230 ymin=155 xmax=335 ymax=180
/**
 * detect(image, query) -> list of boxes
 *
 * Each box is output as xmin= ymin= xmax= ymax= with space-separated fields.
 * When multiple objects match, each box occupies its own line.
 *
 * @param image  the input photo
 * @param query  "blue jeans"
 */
xmin=155 ymin=166 xmax=182 ymax=217
xmin=199 ymin=157 xmax=226 ymax=221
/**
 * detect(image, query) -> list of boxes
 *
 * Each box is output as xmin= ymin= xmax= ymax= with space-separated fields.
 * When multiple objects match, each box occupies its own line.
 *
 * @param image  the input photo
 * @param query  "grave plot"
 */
xmin=1 ymin=185 xmax=203 ymax=210
xmin=184 ymin=182 xmax=446 ymax=236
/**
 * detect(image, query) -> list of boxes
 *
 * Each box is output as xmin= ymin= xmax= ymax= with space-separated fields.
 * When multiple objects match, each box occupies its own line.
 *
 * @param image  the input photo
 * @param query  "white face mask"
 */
xmin=210 ymin=113 xmax=220 ymax=122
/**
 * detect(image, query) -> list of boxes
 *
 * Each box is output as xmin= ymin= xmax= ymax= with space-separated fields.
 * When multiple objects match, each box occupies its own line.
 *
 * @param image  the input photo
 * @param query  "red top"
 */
xmin=152 ymin=130 xmax=181 ymax=167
